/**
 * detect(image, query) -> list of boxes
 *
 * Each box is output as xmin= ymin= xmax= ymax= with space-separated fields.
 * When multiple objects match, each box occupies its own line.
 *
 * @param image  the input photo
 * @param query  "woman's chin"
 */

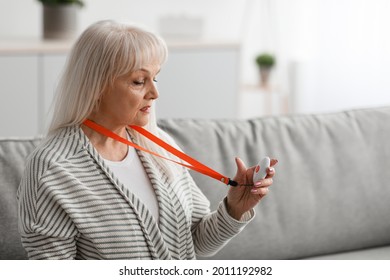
xmin=131 ymin=116 xmax=150 ymax=127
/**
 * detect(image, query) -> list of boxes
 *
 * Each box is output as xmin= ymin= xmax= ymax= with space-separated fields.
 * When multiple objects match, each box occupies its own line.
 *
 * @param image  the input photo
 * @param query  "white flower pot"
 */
xmin=259 ymin=67 xmax=272 ymax=89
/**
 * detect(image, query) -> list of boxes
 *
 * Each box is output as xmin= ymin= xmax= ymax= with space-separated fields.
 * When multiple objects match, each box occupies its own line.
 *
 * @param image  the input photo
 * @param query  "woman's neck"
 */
xmin=81 ymin=117 xmax=129 ymax=162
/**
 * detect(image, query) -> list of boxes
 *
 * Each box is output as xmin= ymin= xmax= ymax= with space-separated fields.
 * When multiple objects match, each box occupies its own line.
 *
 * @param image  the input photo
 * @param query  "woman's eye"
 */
xmin=133 ymin=80 xmax=144 ymax=86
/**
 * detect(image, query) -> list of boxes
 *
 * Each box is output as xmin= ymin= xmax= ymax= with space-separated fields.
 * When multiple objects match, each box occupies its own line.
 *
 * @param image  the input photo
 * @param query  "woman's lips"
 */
xmin=140 ymin=106 xmax=151 ymax=113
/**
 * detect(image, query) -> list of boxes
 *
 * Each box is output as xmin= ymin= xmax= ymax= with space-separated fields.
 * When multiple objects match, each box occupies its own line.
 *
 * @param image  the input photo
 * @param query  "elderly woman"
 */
xmin=17 ymin=20 xmax=277 ymax=259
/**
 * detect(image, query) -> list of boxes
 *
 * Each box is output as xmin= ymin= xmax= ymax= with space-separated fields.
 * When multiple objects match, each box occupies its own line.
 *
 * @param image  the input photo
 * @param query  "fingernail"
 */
xmin=255 ymin=181 xmax=262 ymax=186
xmin=251 ymin=188 xmax=258 ymax=193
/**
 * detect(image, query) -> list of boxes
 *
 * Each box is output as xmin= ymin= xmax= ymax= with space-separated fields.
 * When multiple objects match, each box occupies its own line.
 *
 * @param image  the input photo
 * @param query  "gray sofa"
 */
xmin=1 ymin=106 xmax=390 ymax=260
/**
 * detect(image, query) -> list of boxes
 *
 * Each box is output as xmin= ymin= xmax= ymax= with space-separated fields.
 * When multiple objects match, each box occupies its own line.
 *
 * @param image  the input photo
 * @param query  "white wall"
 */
xmin=241 ymin=0 xmax=390 ymax=114
xmin=291 ymin=0 xmax=390 ymax=114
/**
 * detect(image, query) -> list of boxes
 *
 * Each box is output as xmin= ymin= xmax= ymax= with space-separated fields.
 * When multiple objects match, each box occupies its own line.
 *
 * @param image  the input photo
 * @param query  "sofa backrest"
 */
xmin=0 ymin=137 xmax=42 ymax=259
xmin=1 ymin=107 xmax=390 ymax=259
xmin=158 ymin=107 xmax=390 ymax=259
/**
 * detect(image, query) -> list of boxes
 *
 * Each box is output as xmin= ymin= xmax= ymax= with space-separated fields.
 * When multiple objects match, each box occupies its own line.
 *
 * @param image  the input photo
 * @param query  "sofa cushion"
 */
xmin=305 ymin=245 xmax=390 ymax=260
xmin=0 ymin=137 xmax=42 ymax=259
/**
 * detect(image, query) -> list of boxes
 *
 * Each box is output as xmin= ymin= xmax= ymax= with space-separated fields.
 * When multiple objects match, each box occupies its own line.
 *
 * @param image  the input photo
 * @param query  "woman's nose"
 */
xmin=148 ymin=81 xmax=159 ymax=100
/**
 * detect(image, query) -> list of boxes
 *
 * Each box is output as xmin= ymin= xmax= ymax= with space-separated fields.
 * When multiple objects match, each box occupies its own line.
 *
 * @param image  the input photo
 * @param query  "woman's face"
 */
xmin=97 ymin=63 xmax=160 ymax=127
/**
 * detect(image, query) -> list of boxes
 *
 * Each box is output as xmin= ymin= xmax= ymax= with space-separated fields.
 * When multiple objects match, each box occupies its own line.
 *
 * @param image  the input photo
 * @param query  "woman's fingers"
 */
xmin=265 ymin=158 xmax=278 ymax=178
xmin=251 ymin=177 xmax=273 ymax=194
xmin=251 ymin=186 xmax=269 ymax=195
xmin=234 ymin=157 xmax=247 ymax=176
xmin=270 ymin=158 xmax=279 ymax=167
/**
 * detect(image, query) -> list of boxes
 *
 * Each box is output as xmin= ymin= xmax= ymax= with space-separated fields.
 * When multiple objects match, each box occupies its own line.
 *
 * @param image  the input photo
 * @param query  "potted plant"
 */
xmin=37 ymin=0 xmax=85 ymax=40
xmin=255 ymin=53 xmax=276 ymax=89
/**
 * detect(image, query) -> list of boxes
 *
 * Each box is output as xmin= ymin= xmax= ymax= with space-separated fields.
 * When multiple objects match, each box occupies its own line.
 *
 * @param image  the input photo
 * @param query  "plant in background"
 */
xmin=255 ymin=53 xmax=276 ymax=89
xmin=255 ymin=53 xmax=276 ymax=70
xmin=37 ymin=0 xmax=85 ymax=7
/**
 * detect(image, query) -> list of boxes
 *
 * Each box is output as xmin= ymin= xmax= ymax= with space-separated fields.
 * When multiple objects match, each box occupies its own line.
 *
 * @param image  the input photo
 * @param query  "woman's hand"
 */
xmin=226 ymin=157 xmax=278 ymax=220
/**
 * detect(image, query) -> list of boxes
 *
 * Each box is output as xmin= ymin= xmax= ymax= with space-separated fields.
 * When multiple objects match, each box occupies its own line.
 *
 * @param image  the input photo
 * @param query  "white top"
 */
xmin=103 ymin=141 xmax=159 ymax=223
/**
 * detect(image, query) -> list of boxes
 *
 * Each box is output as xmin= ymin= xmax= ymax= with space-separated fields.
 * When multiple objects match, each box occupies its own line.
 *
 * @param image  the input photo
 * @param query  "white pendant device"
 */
xmin=253 ymin=157 xmax=271 ymax=183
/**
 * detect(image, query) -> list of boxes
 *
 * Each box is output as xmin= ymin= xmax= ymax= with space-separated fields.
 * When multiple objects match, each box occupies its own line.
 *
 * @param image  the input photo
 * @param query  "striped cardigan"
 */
xmin=17 ymin=126 xmax=253 ymax=259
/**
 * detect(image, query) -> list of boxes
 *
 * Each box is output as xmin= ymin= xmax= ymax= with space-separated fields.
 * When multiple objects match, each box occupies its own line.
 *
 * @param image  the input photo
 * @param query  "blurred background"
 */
xmin=1 ymin=0 xmax=390 ymax=137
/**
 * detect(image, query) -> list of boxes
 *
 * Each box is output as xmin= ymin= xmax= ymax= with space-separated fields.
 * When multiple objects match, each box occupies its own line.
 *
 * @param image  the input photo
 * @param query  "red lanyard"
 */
xmin=82 ymin=119 xmax=238 ymax=186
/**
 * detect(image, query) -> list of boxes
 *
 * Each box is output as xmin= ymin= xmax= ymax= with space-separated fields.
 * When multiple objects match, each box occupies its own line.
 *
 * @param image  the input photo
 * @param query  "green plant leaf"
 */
xmin=255 ymin=53 xmax=275 ymax=68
